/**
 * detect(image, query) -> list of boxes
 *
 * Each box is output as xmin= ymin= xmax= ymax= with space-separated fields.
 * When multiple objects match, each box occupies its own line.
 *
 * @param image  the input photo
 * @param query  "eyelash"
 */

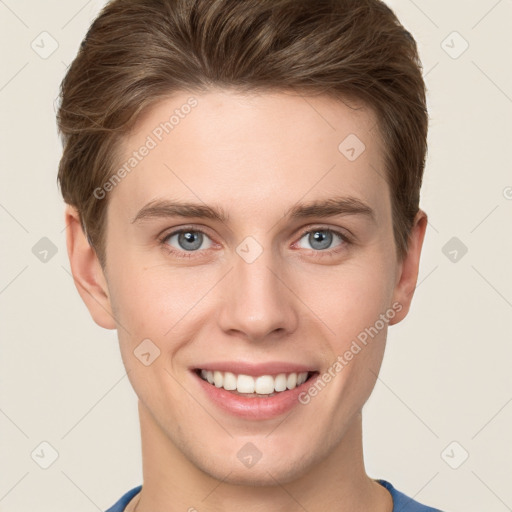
xmin=159 ymin=226 xmax=353 ymax=260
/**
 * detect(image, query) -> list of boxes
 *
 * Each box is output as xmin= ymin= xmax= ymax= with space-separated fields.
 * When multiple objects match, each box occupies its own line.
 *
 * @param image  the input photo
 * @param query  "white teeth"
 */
xmin=199 ymin=370 xmax=310 ymax=395
xmin=213 ymin=370 xmax=223 ymax=388
xmin=254 ymin=375 xmax=275 ymax=394
xmin=297 ymin=372 xmax=308 ymax=386
xmin=237 ymin=374 xmax=255 ymax=393
xmin=223 ymin=371 xmax=237 ymax=391
xmin=274 ymin=373 xmax=288 ymax=392
xmin=286 ymin=372 xmax=297 ymax=389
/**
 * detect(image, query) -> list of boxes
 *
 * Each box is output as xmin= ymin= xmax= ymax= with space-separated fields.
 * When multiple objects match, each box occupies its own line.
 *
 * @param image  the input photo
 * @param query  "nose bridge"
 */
xmin=217 ymin=240 xmax=298 ymax=340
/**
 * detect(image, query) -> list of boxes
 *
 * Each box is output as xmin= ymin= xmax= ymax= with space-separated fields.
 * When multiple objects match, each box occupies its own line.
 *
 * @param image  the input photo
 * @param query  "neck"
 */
xmin=133 ymin=401 xmax=392 ymax=512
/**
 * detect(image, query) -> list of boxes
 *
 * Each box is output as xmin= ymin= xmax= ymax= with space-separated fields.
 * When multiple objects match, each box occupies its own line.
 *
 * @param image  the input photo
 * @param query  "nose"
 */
xmin=217 ymin=244 xmax=299 ymax=343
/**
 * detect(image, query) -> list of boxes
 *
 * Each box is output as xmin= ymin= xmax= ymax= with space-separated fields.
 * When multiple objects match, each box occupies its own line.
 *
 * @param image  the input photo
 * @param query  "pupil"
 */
xmin=180 ymin=231 xmax=202 ymax=250
xmin=311 ymin=230 xmax=331 ymax=250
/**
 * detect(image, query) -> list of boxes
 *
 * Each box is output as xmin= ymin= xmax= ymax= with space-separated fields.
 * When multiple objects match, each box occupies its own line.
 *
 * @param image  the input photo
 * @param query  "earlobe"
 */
xmin=389 ymin=209 xmax=428 ymax=325
xmin=65 ymin=205 xmax=117 ymax=330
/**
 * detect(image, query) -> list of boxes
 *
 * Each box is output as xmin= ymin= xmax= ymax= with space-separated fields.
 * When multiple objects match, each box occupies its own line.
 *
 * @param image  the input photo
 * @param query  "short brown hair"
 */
xmin=57 ymin=0 xmax=428 ymax=266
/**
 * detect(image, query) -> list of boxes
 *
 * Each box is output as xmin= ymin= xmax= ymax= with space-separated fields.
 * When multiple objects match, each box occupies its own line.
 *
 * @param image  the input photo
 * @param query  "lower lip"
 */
xmin=192 ymin=371 xmax=318 ymax=420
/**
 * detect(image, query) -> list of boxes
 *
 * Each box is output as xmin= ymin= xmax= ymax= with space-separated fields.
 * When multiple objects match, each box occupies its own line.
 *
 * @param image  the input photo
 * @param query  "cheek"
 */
xmin=305 ymin=259 xmax=395 ymax=342
xmin=108 ymin=263 xmax=200 ymax=331
xmin=105 ymin=260 xmax=221 ymax=377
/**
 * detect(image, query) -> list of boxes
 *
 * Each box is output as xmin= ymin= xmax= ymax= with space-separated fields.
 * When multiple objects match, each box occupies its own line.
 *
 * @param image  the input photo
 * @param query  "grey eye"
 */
xmin=165 ymin=230 xmax=212 ymax=251
xmin=298 ymin=230 xmax=343 ymax=251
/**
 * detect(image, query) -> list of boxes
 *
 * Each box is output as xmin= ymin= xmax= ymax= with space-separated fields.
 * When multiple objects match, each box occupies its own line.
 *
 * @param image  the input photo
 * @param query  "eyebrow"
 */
xmin=131 ymin=196 xmax=376 ymax=224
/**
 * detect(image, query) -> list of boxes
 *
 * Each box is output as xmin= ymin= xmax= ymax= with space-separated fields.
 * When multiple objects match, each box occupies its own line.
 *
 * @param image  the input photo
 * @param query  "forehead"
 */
xmin=111 ymin=89 xmax=389 ymax=224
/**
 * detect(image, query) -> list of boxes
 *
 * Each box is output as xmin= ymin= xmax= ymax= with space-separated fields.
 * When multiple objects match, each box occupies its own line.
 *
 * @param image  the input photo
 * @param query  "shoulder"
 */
xmin=104 ymin=485 xmax=142 ymax=512
xmin=105 ymin=481 xmax=447 ymax=512
xmin=377 ymin=479 xmax=447 ymax=512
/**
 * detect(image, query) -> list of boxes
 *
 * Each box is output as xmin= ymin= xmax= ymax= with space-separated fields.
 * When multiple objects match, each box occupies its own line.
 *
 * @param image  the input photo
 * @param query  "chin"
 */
xmin=219 ymin=465 xmax=301 ymax=487
xmin=197 ymin=450 xmax=312 ymax=487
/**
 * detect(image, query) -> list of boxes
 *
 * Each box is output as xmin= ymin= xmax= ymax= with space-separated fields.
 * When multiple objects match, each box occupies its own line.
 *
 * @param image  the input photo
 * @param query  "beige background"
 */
xmin=1 ymin=1 xmax=511 ymax=511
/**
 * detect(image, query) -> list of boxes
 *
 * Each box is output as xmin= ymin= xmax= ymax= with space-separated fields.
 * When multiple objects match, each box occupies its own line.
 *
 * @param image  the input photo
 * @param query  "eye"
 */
xmin=295 ymin=228 xmax=349 ymax=254
xmin=161 ymin=228 xmax=214 ymax=258
xmin=159 ymin=226 xmax=351 ymax=260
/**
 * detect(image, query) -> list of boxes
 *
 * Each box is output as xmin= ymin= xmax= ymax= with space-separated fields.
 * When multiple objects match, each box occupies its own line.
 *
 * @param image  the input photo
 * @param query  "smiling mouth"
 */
xmin=194 ymin=369 xmax=319 ymax=397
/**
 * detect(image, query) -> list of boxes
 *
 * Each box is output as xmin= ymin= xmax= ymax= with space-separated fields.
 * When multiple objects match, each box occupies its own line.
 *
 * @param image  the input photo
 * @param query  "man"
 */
xmin=57 ymin=0 xmax=445 ymax=510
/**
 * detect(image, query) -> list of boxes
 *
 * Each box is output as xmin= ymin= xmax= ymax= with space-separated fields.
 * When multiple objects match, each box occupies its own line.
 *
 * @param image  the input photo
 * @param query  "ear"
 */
xmin=65 ymin=205 xmax=116 ymax=329
xmin=389 ymin=209 xmax=428 ymax=325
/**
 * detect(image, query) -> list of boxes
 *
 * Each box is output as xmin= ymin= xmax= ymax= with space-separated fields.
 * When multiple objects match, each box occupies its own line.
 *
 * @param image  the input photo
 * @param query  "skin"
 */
xmin=65 ymin=89 xmax=427 ymax=512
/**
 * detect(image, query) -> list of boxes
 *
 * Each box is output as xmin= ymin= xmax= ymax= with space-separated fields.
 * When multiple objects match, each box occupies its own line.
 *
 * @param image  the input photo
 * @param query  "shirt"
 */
xmin=105 ymin=479 xmax=445 ymax=511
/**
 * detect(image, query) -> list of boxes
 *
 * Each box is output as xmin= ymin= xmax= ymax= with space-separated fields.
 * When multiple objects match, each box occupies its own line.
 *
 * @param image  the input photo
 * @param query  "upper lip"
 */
xmin=192 ymin=361 xmax=317 ymax=377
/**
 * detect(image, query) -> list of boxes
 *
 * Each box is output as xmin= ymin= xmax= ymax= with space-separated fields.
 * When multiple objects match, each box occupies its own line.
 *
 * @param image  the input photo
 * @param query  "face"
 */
xmin=70 ymin=89 xmax=424 ymax=486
